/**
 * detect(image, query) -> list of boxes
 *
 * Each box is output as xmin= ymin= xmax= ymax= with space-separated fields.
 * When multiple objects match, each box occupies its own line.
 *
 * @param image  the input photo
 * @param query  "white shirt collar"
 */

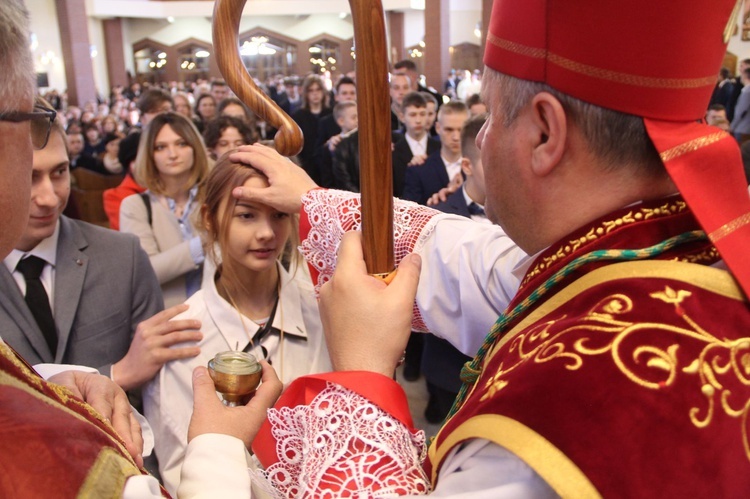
xmin=203 ymin=262 xmax=309 ymax=353
xmin=3 ymin=221 xmax=60 ymax=273
xmin=442 ymin=155 xmax=463 ymax=182
xmin=404 ymin=133 xmax=428 ymax=156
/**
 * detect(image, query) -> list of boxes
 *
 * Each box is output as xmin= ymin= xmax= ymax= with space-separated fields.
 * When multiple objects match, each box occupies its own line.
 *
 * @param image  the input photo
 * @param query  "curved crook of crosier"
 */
xmin=212 ymin=0 xmax=303 ymax=157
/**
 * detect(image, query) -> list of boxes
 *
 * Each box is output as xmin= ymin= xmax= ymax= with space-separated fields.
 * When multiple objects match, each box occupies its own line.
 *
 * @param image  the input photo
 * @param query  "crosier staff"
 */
xmin=211 ymin=0 xmax=395 ymax=279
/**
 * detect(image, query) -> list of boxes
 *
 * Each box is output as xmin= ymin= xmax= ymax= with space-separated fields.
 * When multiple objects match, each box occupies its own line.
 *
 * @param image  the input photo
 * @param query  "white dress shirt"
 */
xmin=144 ymin=262 xmax=331 ymax=496
xmin=3 ymin=222 xmax=60 ymax=311
xmin=405 ymin=132 xmax=429 ymax=157
xmin=442 ymin=155 xmax=463 ymax=183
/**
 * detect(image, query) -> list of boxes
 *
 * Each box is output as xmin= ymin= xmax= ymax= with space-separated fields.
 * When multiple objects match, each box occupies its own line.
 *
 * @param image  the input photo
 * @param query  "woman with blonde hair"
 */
xmin=120 ymin=112 xmax=212 ymax=306
xmin=144 ymin=155 xmax=329 ymax=494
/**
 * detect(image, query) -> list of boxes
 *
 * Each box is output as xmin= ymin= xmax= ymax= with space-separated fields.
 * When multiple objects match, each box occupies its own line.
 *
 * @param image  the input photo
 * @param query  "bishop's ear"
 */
xmin=528 ymin=92 xmax=567 ymax=177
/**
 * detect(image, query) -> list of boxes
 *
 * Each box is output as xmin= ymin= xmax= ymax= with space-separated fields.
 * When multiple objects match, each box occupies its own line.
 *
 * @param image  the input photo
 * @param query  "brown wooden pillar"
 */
xmin=164 ymin=46 xmax=179 ymax=83
xmin=56 ymin=0 xmax=97 ymax=106
xmin=424 ymin=0 xmax=450 ymax=91
xmin=103 ymin=18 xmax=128 ymax=89
xmin=480 ymin=0 xmax=493 ymax=62
xmin=295 ymin=40 xmax=307 ymax=77
xmin=208 ymin=45 xmax=222 ymax=80
xmin=388 ymin=11 xmax=405 ymax=64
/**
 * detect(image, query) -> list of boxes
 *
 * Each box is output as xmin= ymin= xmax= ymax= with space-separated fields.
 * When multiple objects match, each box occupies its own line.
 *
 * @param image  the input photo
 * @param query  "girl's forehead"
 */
xmin=242 ymin=175 xmax=269 ymax=189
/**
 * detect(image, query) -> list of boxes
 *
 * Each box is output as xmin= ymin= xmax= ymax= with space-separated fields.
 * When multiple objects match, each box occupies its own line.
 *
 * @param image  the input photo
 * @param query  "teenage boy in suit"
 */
xmin=392 ymin=92 xmax=441 ymax=198
xmin=403 ymin=101 xmax=469 ymax=205
xmin=0 ymin=101 xmax=202 ymax=392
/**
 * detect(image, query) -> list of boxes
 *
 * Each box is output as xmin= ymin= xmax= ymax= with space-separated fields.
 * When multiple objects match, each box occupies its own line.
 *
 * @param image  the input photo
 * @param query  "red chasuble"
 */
xmin=0 ymin=342 xmax=169 ymax=498
xmin=261 ymin=196 xmax=750 ymax=497
xmin=427 ymin=197 xmax=750 ymax=496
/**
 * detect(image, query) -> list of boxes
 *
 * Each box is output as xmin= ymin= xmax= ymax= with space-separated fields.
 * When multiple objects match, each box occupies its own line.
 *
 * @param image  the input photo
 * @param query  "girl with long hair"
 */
xmin=120 ymin=112 xmax=212 ymax=306
xmin=144 ymin=156 xmax=329 ymax=494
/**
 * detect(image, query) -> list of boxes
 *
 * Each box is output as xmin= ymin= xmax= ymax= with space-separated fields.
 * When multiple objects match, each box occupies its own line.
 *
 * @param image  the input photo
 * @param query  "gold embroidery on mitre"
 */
xmin=487 ymin=34 xmax=715 ymax=89
xmin=708 ymin=212 xmax=750 ymax=243
xmin=548 ymin=53 xmax=716 ymax=89
xmin=477 ymin=288 xmax=750 ymax=462
xmin=486 ymin=32 xmax=547 ymax=59
xmin=659 ymin=132 xmax=728 ymax=163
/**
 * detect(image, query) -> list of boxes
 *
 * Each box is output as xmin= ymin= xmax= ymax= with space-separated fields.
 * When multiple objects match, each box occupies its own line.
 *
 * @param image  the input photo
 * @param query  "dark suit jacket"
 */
xmin=422 ymin=187 xmax=473 ymax=392
xmin=434 ymin=187 xmax=472 ymax=218
xmin=0 ymin=216 xmax=163 ymax=376
xmin=332 ymin=131 xmax=361 ymax=192
xmin=291 ymin=107 xmax=332 ymax=184
xmin=333 ymin=130 xmax=413 ymax=194
xmin=402 ymin=150 xmax=451 ymax=205
xmin=314 ymin=115 xmax=343 ymax=188
xmin=728 ymin=77 xmax=744 ymax=122
xmin=316 ymin=114 xmax=341 ymax=148
xmin=392 ymin=136 xmax=440 ymax=199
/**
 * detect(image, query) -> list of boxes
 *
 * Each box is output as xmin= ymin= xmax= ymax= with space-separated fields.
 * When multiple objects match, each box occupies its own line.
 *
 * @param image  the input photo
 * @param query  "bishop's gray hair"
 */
xmin=0 ymin=0 xmax=35 ymax=113
xmin=487 ymin=69 xmax=663 ymax=175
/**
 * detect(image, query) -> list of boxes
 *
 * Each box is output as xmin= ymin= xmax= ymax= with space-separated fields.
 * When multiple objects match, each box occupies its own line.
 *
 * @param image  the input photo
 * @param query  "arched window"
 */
xmin=238 ymin=30 xmax=298 ymax=82
xmin=307 ymin=38 xmax=341 ymax=75
xmin=176 ymin=40 xmax=212 ymax=82
xmin=133 ymin=41 xmax=170 ymax=84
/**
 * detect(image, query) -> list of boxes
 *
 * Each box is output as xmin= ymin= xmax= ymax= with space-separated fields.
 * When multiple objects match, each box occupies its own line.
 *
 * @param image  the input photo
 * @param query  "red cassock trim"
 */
xmin=645 ymin=119 xmax=750 ymax=297
xmin=253 ymin=371 xmax=415 ymax=468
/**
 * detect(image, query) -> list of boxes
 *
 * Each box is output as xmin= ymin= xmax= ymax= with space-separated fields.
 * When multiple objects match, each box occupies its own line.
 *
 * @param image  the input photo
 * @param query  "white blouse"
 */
xmin=143 ymin=262 xmax=330 ymax=496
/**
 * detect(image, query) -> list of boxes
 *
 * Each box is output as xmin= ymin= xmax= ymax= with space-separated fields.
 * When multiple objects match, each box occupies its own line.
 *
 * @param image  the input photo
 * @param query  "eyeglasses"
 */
xmin=0 ymin=106 xmax=57 ymax=150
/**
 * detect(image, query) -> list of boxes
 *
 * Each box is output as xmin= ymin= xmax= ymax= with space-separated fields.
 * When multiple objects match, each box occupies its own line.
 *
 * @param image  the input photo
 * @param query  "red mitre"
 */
xmin=484 ymin=0 xmax=750 ymax=297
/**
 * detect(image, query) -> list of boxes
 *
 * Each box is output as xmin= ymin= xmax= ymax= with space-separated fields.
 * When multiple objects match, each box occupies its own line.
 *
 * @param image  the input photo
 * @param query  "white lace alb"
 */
xmin=299 ymin=190 xmax=441 ymax=332
xmin=251 ymin=382 xmax=431 ymax=498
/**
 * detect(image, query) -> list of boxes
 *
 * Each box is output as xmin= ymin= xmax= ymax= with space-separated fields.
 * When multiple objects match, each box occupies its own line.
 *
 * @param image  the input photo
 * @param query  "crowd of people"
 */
xmin=1 ymin=0 xmax=749 ymax=497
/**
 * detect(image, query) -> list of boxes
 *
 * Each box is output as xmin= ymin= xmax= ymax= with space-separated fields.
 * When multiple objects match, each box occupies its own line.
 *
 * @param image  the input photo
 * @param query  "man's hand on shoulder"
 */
xmin=48 ymin=370 xmax=144 ymax=467
xmin=112 ymin=303 xmax=202 ymax=391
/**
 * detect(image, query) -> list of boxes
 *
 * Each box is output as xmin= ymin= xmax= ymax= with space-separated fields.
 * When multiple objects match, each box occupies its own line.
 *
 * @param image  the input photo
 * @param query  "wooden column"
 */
xmin=55 ymin=0 xmax=97 ymax=106
xmin=388 ymin=11 xmax=405 ymax=64
xmin=164 ymin=46 xmax=179 ymax=83
xmin=480 ymin=0 xmax=493 ymax=62
xmin=424 ymin=0 xmax=450 ymax=91
xmin=103 ymin=18 xmax=128 ymax=89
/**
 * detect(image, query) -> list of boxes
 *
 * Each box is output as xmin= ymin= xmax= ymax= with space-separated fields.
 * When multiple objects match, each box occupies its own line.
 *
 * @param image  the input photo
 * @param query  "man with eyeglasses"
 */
xmin=0 ymin=2 xmax=209 ymax=496
xmin=1 ymin=2 xmax=283 ymax=496
xmin=0 ymin=95 xmax=210 ymax=394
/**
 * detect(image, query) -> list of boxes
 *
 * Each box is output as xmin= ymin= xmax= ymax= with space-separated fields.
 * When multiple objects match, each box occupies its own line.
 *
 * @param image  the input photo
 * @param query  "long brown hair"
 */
xmin=198 ymin=155 xmax=300 ymax=295
xmin=300 ymin=74 xmax=330 ymax=111
xmin=133 ymin=112 xmax=211 ymax=195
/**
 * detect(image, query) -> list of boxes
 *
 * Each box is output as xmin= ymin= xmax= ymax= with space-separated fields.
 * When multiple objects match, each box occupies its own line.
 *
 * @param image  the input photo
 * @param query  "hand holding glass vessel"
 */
xmin=207 ymin=351 xmax=263 ymax=406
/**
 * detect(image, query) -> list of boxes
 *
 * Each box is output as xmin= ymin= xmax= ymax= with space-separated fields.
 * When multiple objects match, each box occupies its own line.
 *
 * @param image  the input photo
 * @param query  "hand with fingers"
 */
xmin=319 ymin=231 xmax=422 ymax=377
xmin=47 ymin=370 xmax=145 ymax=467
xmin=426 ymin=180 xmax=460 ymax=207
xmin=188 ymin=360 xmax=283 ymax=448
xmin=229 ymin=143 xmax=318 ymax=214
xmin=407 ymin=154 xmax=428 ymax=167
xmin=112 ymin=303 xmax=203 ymax=391
xmin=327 ymin=134 xmax=343 ymax=152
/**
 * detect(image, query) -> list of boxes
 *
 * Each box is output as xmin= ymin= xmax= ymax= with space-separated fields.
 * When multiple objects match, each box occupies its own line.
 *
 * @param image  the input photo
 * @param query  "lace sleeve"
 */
xmin=252 ymin=381 xmax=431 ymax=498
xmin=299 ymin=189 xmax=440 ymax=331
